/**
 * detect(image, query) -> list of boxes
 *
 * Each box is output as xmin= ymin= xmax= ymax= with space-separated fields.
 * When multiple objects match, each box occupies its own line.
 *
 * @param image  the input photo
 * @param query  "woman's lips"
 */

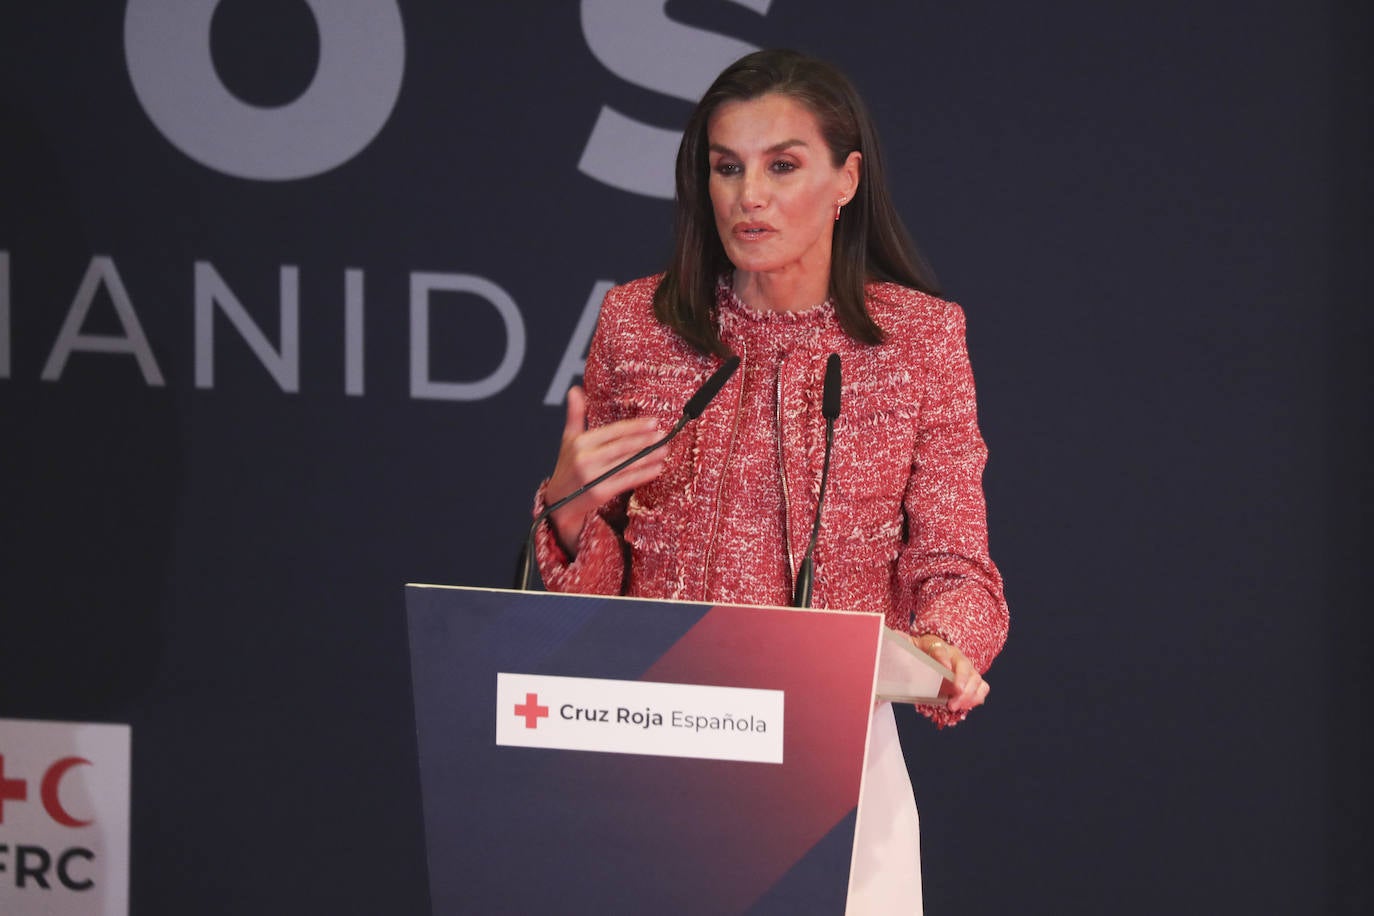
xmin=733 ymin=223 xmax=774 ymax=240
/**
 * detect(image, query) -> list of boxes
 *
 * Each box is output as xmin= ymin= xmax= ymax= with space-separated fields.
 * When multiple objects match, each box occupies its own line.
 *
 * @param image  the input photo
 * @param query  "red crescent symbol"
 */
xmin=40 ymin=757 xmax=94 ymax=828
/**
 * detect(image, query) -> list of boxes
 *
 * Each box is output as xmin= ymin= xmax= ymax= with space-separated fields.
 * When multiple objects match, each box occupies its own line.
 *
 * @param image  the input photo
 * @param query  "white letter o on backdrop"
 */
xmin=124 ymin=0 xmax=405 ymax=181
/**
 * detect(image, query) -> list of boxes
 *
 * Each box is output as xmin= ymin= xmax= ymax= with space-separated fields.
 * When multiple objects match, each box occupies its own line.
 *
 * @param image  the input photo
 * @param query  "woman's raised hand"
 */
xmin=546 ymin=385 xmax=668 ymax=556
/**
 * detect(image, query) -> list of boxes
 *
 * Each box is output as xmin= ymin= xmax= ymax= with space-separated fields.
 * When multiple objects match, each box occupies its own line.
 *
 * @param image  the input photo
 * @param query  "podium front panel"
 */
xmin=406 ymin=585 xmax=882 ymax=915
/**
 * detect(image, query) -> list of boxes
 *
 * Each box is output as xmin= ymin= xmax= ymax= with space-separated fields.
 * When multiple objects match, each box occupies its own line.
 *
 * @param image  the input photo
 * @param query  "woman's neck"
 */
xmin=732 ymin=268 xmax=831 ymax=313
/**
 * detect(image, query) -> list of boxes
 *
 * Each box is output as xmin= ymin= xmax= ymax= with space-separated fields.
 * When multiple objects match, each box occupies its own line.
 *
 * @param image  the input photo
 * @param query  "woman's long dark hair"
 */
xmin=654 ymin=49 xmax=941 ymax=357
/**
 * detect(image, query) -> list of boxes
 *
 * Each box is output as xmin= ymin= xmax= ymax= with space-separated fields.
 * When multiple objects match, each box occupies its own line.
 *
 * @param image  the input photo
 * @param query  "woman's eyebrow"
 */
xmin=708 ymin=138 xmax=809 ymax=156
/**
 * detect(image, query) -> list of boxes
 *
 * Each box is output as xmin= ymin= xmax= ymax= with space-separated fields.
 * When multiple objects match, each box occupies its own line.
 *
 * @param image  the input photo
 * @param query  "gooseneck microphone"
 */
xmin=513 ymin=355 xmax=741 ymax=591
xmin=792 ymin=353 xmax=842 ymax=608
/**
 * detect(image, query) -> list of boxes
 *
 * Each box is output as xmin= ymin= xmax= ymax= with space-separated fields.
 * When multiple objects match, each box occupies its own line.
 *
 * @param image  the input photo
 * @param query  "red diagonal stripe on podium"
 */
xmin=633 ymin=604 xmax=879 ymax=913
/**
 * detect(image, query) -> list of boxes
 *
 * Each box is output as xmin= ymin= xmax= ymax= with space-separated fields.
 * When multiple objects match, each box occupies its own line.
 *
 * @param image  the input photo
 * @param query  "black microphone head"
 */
xmin=683 ymin=355 xmax=741 ymax=419
xmin=822 ymin=353 xmax=842 ymax=420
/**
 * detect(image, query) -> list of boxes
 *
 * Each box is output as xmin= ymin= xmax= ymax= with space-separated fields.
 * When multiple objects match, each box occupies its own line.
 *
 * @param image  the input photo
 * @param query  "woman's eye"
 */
xmin=771 ymin=160 xmax=797 ymax=173
xmin=713 ymin=162 xmax=741 ymax=176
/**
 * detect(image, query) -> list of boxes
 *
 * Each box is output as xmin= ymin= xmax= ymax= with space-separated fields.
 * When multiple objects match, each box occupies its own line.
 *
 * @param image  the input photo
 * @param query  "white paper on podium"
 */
xmin=873 ymin=627 xmax=954 ymax=705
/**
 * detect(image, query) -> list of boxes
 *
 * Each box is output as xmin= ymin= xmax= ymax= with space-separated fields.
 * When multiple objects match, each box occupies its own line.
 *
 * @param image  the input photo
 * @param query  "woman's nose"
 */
xmin=739 ymin=169 xmax=765 ymax=210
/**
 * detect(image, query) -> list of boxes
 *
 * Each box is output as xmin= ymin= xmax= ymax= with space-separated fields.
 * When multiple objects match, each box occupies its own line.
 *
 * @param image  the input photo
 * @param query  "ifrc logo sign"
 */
xmin=0 ymin=756 xmax=95 ymax=827
xmin=495 ymin=673 xmax=784 ymax=764
xmin=0 ymin=719 xmax=130 ymax=916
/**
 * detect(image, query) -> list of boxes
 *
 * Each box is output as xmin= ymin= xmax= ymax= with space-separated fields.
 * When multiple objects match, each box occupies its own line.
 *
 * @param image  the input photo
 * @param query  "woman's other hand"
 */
xmin=912 ymin=634 xmax=991 ymax=715
xmin=546 ymin=385 xmax=668 ymax=555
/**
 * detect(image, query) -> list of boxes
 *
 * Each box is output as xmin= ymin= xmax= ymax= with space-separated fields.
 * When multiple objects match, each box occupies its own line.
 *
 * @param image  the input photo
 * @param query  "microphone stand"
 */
xmin=793 ymin=354 xmax=842 ymax=608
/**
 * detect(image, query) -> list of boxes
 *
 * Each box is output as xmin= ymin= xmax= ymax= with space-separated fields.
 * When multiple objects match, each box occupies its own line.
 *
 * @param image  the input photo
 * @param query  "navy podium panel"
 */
xmin=406 ymin=586 xmax=882 ymax=915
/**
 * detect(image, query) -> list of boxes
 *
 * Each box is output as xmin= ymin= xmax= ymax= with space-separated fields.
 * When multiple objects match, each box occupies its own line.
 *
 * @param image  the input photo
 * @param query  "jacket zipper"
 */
xmin=700 ymin=347 xmax=746 ymax=600
xmin=776 ymin=350 xmax=796 ymax=589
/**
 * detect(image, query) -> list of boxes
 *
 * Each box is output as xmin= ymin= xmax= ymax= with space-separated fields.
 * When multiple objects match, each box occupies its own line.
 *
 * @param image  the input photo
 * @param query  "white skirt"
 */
xmin=847 ymin=701 xmax=923 ymax=915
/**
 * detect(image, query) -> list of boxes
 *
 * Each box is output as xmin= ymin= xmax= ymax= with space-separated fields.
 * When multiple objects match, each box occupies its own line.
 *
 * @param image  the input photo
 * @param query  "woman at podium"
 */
xmin=531 ymin=49 xmax=1008 ymax=914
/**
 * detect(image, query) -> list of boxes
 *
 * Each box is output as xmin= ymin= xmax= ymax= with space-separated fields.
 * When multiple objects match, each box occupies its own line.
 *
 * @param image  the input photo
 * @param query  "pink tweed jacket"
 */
xmin=536 ymin=275 xmax=1008 ymax=725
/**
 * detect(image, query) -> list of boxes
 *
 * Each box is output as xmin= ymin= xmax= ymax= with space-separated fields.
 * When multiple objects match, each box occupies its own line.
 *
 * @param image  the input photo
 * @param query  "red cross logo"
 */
xmin=514 ymin=692 xmax=549 ymax=729
xmin=0 ymin=755 xmax=29 ymax=823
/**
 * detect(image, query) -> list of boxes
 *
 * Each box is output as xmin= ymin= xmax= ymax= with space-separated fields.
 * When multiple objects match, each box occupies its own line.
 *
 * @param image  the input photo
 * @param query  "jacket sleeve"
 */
xmin=531 ymin=286 xmax=631 ymax=596
xmin=531 ymin=482 xmax=628 ymax=595
xmin=896 ymin=302 xmax=1009 ymax=727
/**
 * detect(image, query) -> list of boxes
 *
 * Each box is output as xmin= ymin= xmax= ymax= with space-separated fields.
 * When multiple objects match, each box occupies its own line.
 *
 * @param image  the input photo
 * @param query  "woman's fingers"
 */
xmin=553 ymin=417 xmax=664 ymax=500
xmin=563 ymin=385 xmax=588 ymax=439
xmin=912 ymin=634 xmax=989 ymax=714
xmin=946 ymin=655 xmax=988 ymax=713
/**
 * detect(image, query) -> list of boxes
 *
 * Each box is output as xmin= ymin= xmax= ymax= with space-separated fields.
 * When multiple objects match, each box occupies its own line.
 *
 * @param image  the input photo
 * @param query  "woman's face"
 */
xmin=706 ymin=93 xmax=860 ymax=298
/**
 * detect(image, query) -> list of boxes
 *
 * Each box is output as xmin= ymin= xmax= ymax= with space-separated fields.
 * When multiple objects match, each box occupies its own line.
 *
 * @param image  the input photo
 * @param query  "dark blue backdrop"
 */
xmin=2 ymin=1 xmax=1368 ymax=912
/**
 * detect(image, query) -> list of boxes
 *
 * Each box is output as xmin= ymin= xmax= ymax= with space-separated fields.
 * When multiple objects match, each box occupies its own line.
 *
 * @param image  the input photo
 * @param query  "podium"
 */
xmin=405 ymin=585 xmax=948 ymax=915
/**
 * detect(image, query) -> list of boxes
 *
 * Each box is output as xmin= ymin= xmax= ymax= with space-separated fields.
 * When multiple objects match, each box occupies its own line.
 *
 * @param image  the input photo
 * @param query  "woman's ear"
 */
xmin=842 ymin=150 xmax=862 ymax=200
